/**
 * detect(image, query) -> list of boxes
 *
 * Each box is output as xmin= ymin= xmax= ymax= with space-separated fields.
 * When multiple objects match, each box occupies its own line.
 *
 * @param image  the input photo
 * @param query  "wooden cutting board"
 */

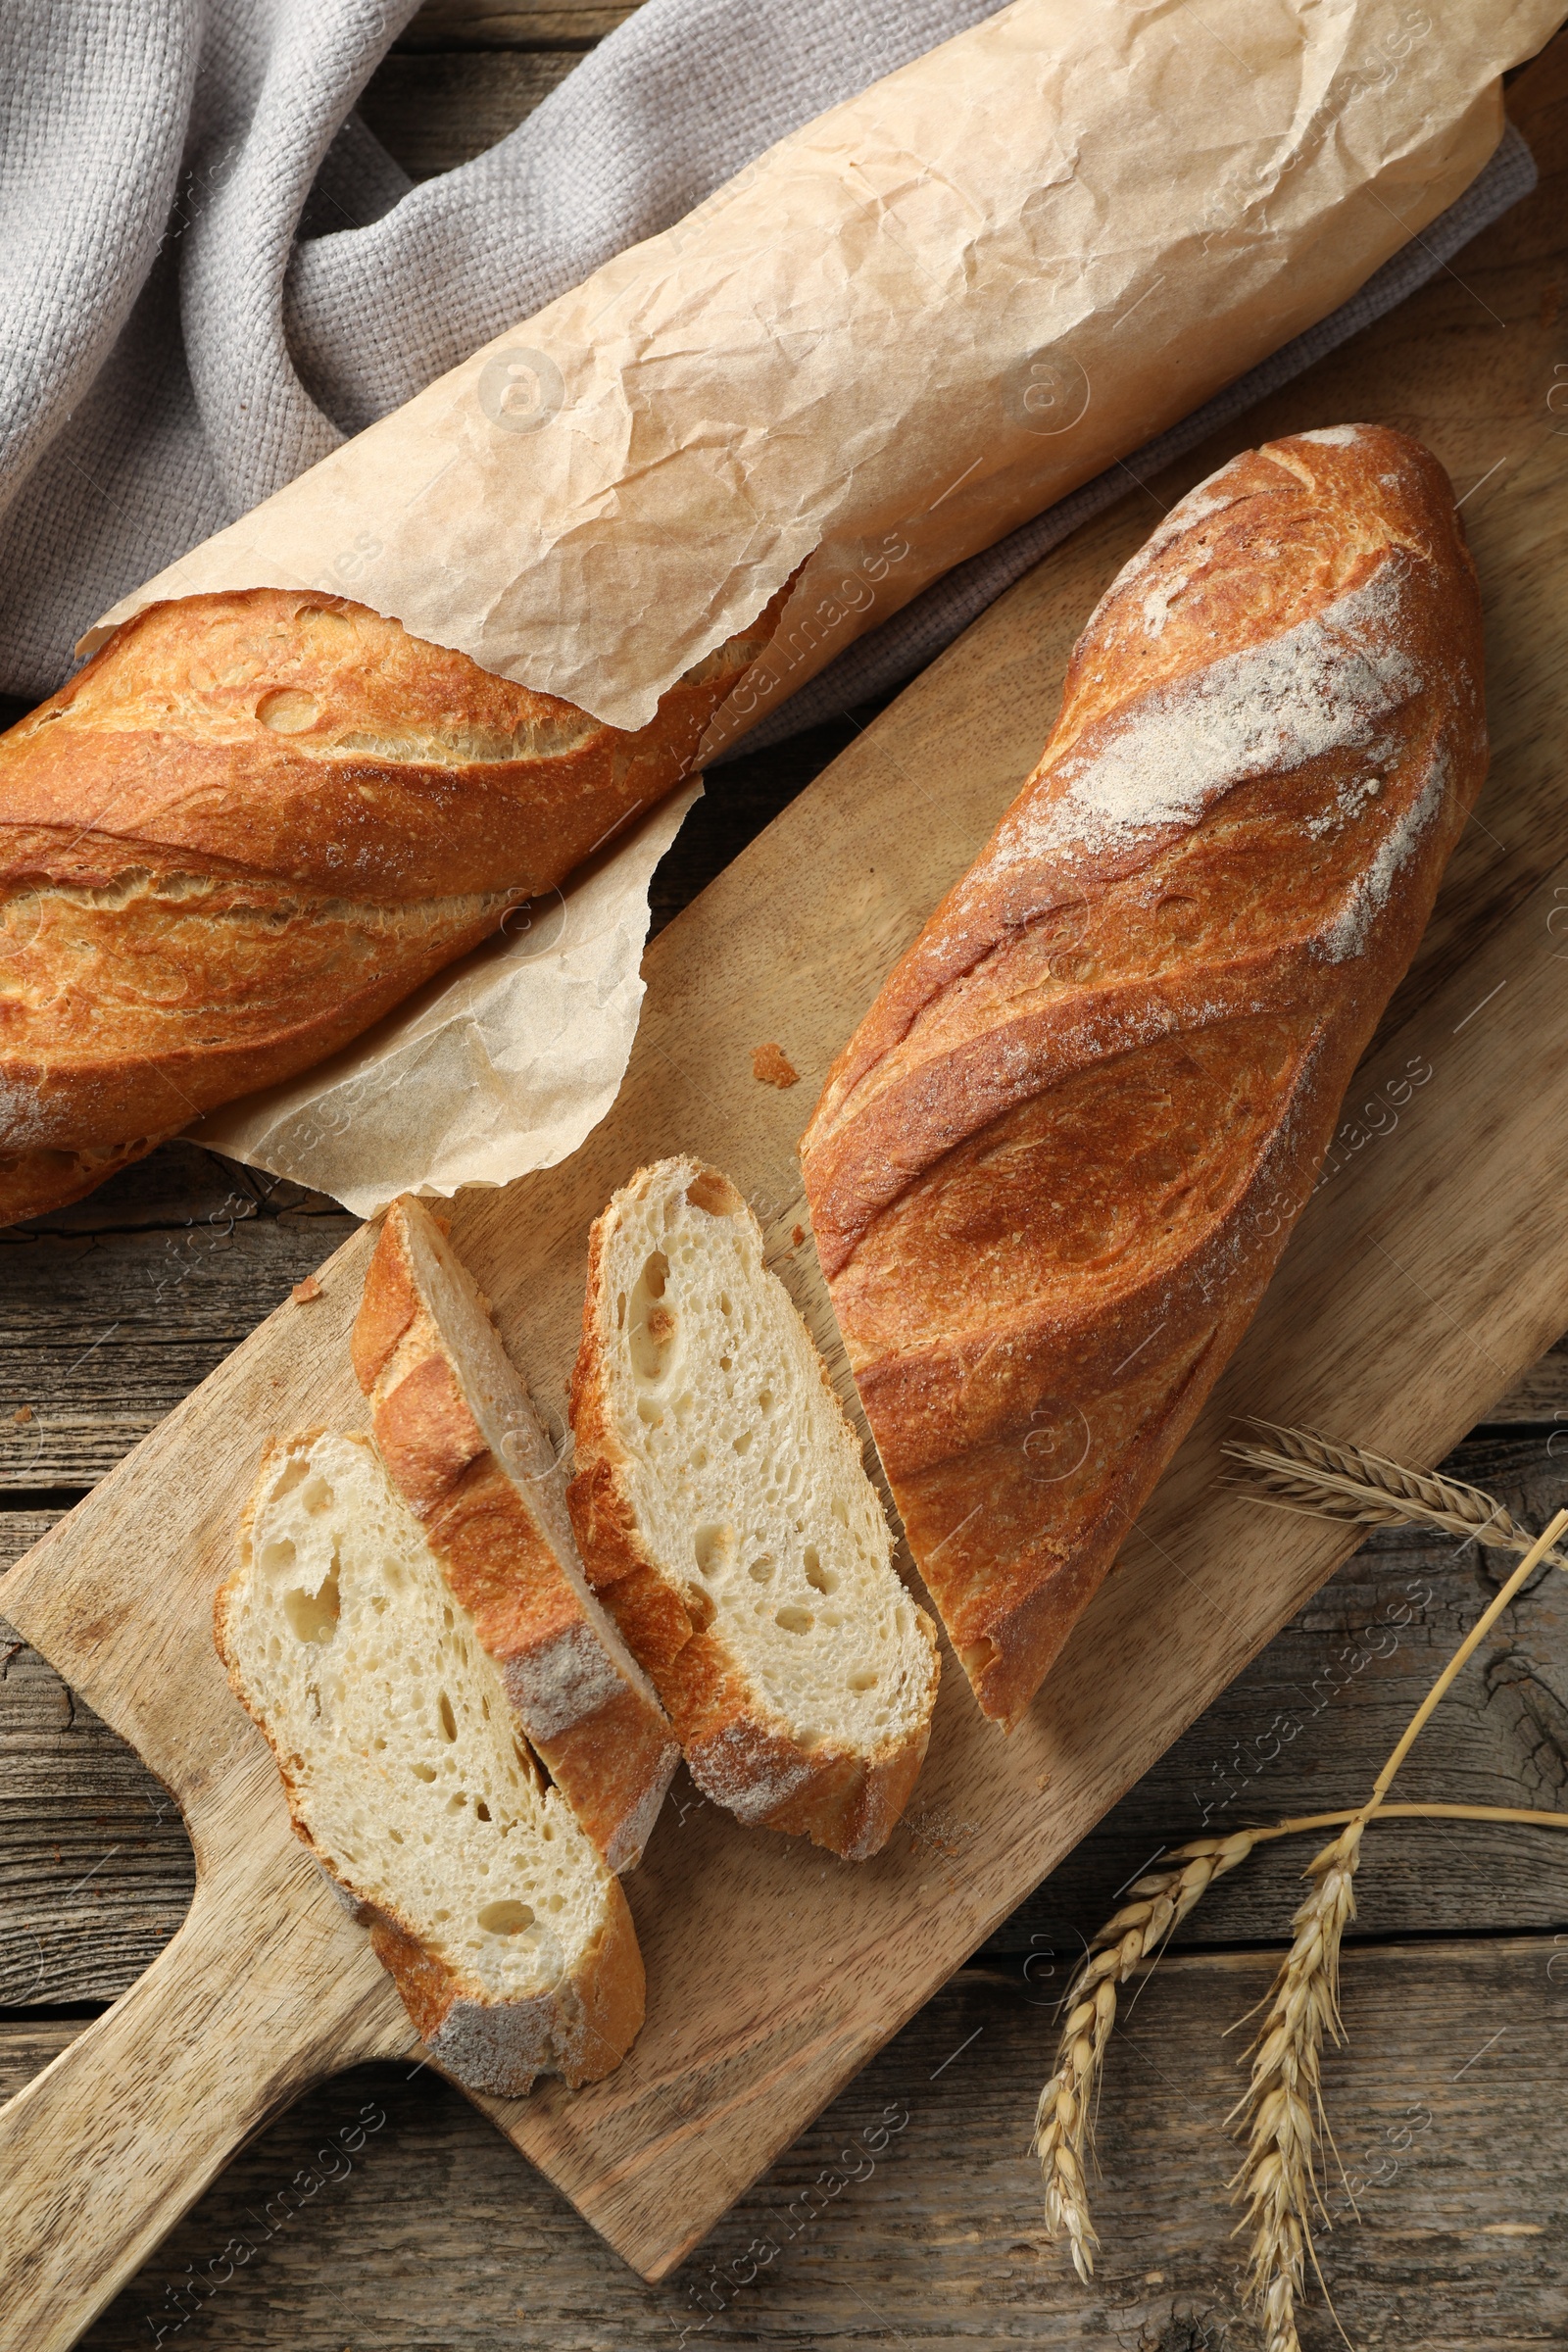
xmin=5 ymin=47 xmax=1568 ymax=2349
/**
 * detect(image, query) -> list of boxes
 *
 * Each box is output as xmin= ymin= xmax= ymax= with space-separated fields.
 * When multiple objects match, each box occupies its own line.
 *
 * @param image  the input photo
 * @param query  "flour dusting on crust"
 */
xmin=1320 ymin=742 xmax=1452 ymax=962
xmin=1084 ymin=465 xmax=1251 ymax=620
xmin=990 ymin=557 xmax=1422 ymax=872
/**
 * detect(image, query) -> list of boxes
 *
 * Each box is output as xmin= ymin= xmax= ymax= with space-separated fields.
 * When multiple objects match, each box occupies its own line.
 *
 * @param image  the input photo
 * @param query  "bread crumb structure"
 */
xmin=216 ymin=1428 xmax=643 ymax=2095
xmin=354 ymin=1194 xmax=678 ymax=1873
xmin=568 ymin=1157 xmax=938 ymax=1860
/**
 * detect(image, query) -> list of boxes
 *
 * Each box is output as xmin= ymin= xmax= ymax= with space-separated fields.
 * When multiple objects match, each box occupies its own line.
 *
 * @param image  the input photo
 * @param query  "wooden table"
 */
xmin=4 ymin=8 xmax=1568 ymax=2345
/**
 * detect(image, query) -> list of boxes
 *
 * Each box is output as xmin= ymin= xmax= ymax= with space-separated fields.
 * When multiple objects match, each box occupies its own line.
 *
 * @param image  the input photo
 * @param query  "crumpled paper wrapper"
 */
xmin=92 ymin=0 xmax=1563 ymax=1211
xmin=193 ymin=784 xmax=698 ymax=1217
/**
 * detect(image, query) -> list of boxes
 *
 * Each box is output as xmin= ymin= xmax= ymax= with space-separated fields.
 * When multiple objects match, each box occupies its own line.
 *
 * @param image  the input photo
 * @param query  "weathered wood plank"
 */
xmin=1490 ymin=1339 xmax=1568 ymax=1427
xmin=1021 ymin=1436 xmax=1568 ymax=1965
xmin=5 ymin=1145 xmax=341 ymax=1240
xmin=0 ymin=1517 xmax=66 ymax=1574
xmin=0 ymin=1159 xmax=358 ymax=1490
xmin=7 ymin=1446 xmax=1568 ymax=2006
xmin=0 ymin=1609 xmax=194 ymax=2006
xmin=0 ymin=2019 xmax=80 ymax=2104
xmin=43 ymin=1936 xmax=1565 ymax=2350
xmin=402 ymin=0 xmax=638 ymax=47
xmin=358 ymin=50 xmax=580 ymax=176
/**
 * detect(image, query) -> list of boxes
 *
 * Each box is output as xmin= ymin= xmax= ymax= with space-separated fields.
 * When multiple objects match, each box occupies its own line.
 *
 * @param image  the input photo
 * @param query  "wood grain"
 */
xmin=0 ymin=1785 xmax=413 ymax=2352
xmin=8 ymin=1478 xmax=1568 ymax=2012
xmin=48 ymin=1936 xmax=1568 ymax=2350
xmin=358 ymin=51 xmax=579 ymax=176
xmin=401 ymin=0 xmax=638 ymax=46
xmin=0 ymin=1208 xmax=357 ymax=1491
xmin=5 ymin=42 xmax=1568 ymax=2346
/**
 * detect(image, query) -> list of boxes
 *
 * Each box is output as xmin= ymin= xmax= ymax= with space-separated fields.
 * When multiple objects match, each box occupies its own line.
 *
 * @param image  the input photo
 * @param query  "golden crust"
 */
xmin=0 ymin=584 xmax=784 ymax=1222
xmin=800 ymin=424 xmax=1489 ymax=1728
xmin=566 ymin=1160 xmax=936 ymax=1862
xmin=214 ymin=1433 xmax=645 ymax=2097
xmin=357 ymin=1197 xmax=678 ymax=1872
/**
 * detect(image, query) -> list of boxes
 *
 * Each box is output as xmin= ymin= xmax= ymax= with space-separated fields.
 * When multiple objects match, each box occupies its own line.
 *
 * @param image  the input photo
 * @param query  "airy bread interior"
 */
xmin=221 ymin=1428 xmax=620 ymax=2007
xmin=598 ymin=1165 xmax=932 ymax=1754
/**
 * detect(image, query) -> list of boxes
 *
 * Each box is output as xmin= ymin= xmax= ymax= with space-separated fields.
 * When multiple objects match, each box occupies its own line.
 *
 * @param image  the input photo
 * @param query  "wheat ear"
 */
xmin=1222 ymin=1418 xmax=1568 ymax=1570
xmin=1227 ymin=1503 xmax=1568 ymax=2347
xmin=1037 ymin=1807 xmax=1568 ymax=2303
xmin=1228 ymin=1819 xmax=1363 ymax=2352
xmin=1034 ymin=1831 xmax=1256 ymax=2277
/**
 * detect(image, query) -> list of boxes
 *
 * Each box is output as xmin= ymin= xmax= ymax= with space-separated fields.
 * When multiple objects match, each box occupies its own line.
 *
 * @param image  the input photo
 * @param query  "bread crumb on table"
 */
xmin=751 ymin=1041 xmax=800 ymax=1089
xmin=12 ymin=1405 xmax=32 ymax=1425
xmin=792 ymin=1224 xmax=806 ymax=1249
xmin=291 ymin=1276 xmax=323 ymax=1303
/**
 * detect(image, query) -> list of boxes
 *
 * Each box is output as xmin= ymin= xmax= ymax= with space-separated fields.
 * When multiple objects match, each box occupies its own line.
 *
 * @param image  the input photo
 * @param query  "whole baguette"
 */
xmin=0 ymin=583 xmax=782 ymax=1227
xmin=800 ymin=423 xmax=1487 ymax=1729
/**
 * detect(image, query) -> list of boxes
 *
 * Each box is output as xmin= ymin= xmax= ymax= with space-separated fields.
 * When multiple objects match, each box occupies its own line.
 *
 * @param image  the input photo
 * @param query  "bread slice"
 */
xmin=215 ymin=1428 xmax=644 ymax=2096
xmin=566 ymin=1157 xmax=939 ymax=1861
xmin=353 ymin=1195 xmax=678 ymax=1873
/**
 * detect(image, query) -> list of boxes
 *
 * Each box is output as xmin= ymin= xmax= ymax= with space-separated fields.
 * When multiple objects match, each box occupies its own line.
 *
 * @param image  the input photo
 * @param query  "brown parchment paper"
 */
xmin=193 ymin=785 xmax=698 ymax=1216
xmin=92 ymin=0 xmax=1564 ymax=1209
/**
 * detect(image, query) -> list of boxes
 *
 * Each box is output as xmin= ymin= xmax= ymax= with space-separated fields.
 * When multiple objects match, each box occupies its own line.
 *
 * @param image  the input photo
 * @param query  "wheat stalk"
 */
xmin=1034 ymin=1830 xmax=1257 ymax=2277
xmin=1034 ymin=1479 xmax=1568 ymax=2335
xmin=1222 ymin=1418 xmax=1568 ymax=1570
xmin=1034 ymin=1802 xmax=1568 ymax=2299
xmin=1224 ymin=1503 xmax=1568 ymax=2345
xmin=1228 ymin=1819 xmax=1364 ymax=2352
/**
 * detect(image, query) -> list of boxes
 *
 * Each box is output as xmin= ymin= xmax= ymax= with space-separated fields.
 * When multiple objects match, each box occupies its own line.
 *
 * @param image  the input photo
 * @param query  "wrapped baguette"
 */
xmin=0 ymin=586 xmax=781 ymax=1225
xmin=1 ymin=0 xmax=1552 ymax=1220
xmin=800 ymin=424 xmax=1487 ymax=1728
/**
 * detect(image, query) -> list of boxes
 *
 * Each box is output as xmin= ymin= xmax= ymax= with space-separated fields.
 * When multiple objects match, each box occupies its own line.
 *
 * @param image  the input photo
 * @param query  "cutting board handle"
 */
xmin=0 ymin=1830 xmax=413 ymax=2352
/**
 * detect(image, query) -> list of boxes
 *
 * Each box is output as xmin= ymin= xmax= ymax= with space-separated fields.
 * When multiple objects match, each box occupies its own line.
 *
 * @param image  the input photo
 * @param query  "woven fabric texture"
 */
xmin=0 ymin=0 xmax=1533 ymax=730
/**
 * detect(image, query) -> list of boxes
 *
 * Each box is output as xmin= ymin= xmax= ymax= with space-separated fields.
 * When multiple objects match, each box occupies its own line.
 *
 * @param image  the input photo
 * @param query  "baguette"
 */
xmin=800 ymin=423 xmax=1487 ymax=1729
xmin=566 ymin=1157 xmax=939 ymax=1860
xmin=353 ymin=1194 xmax=678 ymax=1871
xmin=215 ymin=1427 xmax=644 ymax=2095
xmin=0 ymin=582 xmax=783 ymax=1227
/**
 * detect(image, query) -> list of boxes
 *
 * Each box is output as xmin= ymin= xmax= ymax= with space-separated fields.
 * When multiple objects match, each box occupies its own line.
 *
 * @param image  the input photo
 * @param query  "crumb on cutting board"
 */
xmin=792 ymin=1224 xmax=806 ymax=1248
xmin=12 ymin=1405 xmax=32 ymax=1425
xmin=291 ymin=1276 xmax=323 ymax=1303
xmin=752 ymin=1041 xmax=800 ymax=1089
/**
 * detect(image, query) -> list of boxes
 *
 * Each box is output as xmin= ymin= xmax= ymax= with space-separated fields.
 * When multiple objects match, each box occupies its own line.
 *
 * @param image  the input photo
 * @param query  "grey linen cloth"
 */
xmin=0 ymin=0 xmax=1536 ymax=727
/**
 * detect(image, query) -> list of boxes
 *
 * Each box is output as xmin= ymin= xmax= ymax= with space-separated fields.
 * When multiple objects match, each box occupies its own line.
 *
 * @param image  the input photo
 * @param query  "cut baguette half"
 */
xmin=215 ymin=1427 xmax=644 ymax=2096
xmin=567 ymin=1157 xmax=939 ymax=1861
xmin=353 ymin=1194 xmax=678 ymax=1873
